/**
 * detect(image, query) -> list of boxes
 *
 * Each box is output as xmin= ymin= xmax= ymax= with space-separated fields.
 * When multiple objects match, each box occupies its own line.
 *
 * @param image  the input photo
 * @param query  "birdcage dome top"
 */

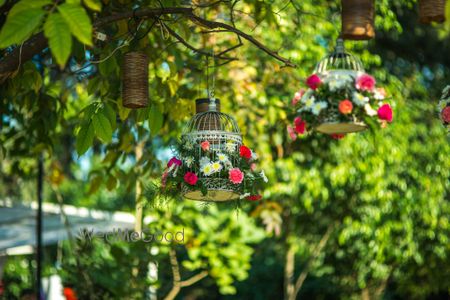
xmin=182 ymin=98 xmax=242 ymax=144
xmin=314 ymin=38 xmax=364 ymax=76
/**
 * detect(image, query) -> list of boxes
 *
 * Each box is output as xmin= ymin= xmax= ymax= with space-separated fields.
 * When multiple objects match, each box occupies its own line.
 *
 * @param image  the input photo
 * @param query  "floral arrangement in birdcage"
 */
xmin=287 ymin=39 xmax=394 ymax=140
xmin=161 ymin=98 xmax=268 ymax=202
xmin=438 ymin=85 xmax=450 ymax=131
xmin=287 ymin=72 xmax=393 ymax=139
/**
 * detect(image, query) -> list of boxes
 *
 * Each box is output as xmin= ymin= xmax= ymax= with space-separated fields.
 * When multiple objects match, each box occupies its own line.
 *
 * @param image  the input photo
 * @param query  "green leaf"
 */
xmin=44 ymin=12 xmax=72 ymax=68
xmin=58 ymin=3 xmax=92 ymax=45
xmin=106 ymin=175 xmax=117 ymax=191
xmin=0 ymin=8 xmax=45 ymax=48
xmin=102 ymin=103 xmax=117 ymax=130
xmin=92 ymin=112 xmax=112 ymax=142
xmin=0 ymin=0 xmax=6 ymax=7
xmin=8 ymin=0 xmax=51 ymax=17
xmin=76 ymin=121 xmax=94 ymax=155
xmin=83 ymin=0 xmax=101 ymax=11
xmin=148 ymin=105 xmax=163 ymax=135
xmin=118 ymin=98 xmax=131 ymax=121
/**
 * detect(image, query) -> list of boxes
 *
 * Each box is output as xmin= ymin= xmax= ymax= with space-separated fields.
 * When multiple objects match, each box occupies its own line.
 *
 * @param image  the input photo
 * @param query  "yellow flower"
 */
xmin=211 ymin=161 xmax=222 ymax=172
xmin=201 ymin=164 xmax=213 ymax=176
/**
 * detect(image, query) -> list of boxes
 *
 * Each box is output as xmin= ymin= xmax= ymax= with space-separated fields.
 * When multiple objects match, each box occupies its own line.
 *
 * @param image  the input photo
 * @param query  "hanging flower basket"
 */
xmin=419 ymin=0 xmax=446 ymax=24
xmin=288 ymin=39 xmax=393 ymax=138
xmin=438 ymin=85 xmax=450 ymax=131
xmin=341 ymin=0 xmax=375 ymax=40
xmin=162 ymin=98 xmax=267 ymax=202
xmin=122 ymin=51 xmax=149 ymax=109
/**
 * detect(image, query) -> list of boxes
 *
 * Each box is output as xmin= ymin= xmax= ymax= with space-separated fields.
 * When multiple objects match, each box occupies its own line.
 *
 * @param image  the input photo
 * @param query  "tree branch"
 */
xmin=0 ymin=6 xmax=295 ymax=80
xmin=289 ymin=223 xmax=336 ymax=300
xmin=163 ymin=248 xmax=208 ymax=300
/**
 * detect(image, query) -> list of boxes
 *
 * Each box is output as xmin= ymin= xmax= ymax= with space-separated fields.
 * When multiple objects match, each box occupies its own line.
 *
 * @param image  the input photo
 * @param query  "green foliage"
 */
xmin=44 ymin=12 xmax=72 ymax=68
xmin=57 ymin=3 xmax=92 ymax=46
xmin=0 ymin=0 xmax=48 ymax=47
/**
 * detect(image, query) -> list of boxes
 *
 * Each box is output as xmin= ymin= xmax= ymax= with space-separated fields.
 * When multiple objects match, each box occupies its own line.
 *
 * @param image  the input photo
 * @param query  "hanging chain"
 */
xmin=210 ymin=50 xmax=215 ymax=100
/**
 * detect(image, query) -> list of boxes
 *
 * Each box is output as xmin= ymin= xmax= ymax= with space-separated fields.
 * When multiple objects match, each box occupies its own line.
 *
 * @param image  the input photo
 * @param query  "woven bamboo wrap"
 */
xmin=196 ymin=98 xmax=221 ymax=131
xmin=341 ymin=0 xmax=375 ymax=40
xmin=419 ymin=0 xmax=446 ymax=24
xmin=122 ymin=52 xmax=149 ymax=109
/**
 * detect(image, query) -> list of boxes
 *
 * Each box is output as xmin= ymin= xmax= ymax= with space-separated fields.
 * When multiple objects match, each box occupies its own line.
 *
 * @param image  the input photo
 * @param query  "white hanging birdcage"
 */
xmin=180 ymin=98 xmax=245 ymax=201
xmin=314 ymin=38 xmax=368 ymax=134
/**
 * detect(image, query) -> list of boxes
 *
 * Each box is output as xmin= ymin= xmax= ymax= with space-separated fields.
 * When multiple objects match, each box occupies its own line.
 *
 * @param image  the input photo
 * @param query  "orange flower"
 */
xmin=338 ymin=100 xmax=353 ymax=114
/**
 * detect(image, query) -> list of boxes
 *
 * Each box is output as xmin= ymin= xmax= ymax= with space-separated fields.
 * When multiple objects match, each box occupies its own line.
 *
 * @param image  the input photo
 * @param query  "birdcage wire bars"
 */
xmin=314 ymin=38 xmax=368 ymax=134
xmin=180 ymin=99 xmax=246 ymax=201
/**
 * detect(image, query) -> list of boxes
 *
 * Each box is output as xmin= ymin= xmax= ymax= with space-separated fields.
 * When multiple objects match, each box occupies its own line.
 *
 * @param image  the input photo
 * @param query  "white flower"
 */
xmin=217 ymin=153 xmax=228 ymax=162
xmin=352 ymin=92 xmax=369 ymax=106
xmin=374 ymin=90 xmax=385 ymax=100
xmin=225 ymin=142 xmax=236 ymax=153
xmin=301 ymin=90 xmax=313 ymax=102
xmin=184 ymin=156 xmax=194 ymax=168
xmin=201 ymin=164 xmax=213 ymax=176
xmin=301 ymin=96 xmax=316 ymax=112
xmin=251 ymin=151 xmax=258 ymax=161
xmin=311 ymin=101 xmax=328 ymax=115
xmin=364 ymin=104 xmax=377 ymax=116
xmin=211 ymin=161 xmax=222 ymax=173
xmin=239 ymin=193 xmax=250 ymax=200
xmin=260 ymin=170 xmax=268 ymax=183
xmin=199 ymin=157 xmax=210 ymax=167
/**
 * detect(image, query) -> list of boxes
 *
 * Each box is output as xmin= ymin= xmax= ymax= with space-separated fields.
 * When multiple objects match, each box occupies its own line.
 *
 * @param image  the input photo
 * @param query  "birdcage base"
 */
xmin=183 ymin=189 xmax=240 ymax=202
xmin=316 ymin=122 xmax=367 ymax=134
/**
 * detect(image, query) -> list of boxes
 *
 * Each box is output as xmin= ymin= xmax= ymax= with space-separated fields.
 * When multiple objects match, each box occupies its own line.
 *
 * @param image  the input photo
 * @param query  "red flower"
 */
xmin=331 ymin=134 xmax=345 ymax=140
xmin=200 ymin=141 xmax=210 ymax=151
xmin=63 ymin=287 xmax=78 ymax=300
xmin=306 ymin=74 xmax=322 ymax=90
xmin=338 ymin=100 xmax=353 ymax=115
xmin=355 ymin=74 xmax=376 ymax=92
xmin=246 ymin=194 xmax=262 ymax=201
xmin=294 ymin=117 xmax=306 ymax=134
xmin=239 ymin=145 xmax=252 ymax=159
xmin=377 ymin=104 xmax=393 ymax=122
xmin=184 ymin=172 xmax=198 ymax=185
xmin=441 ymin=106 xmax=450 ymax=123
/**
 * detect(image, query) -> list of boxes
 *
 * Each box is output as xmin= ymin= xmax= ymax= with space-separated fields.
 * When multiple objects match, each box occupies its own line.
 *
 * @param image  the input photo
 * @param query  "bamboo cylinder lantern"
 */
xmin=419 ymin=0 xmax=446 ymax=24
xmin=122 ymin=52 xmax=149 ymax=109
xmin=341 ymin=0 xmax=375 ymax=40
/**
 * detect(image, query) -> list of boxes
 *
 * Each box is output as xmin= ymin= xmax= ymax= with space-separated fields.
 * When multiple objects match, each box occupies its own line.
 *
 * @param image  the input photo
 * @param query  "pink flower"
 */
xmin=167 ymin=157 xmax=182 ymax=167
xmin=377 ymin=104 xmax=393 ymax=123
xmin=250 ymin=163 xmax=257 ymax=171
xmin=306 ymin=74 xmax=322 ymax=90
xmin=291 ymin=89 xmax=305 ymax=106
xmin=246 ymin=195 xmax=262 ymax=201
xmin=184 ymin=172 xmax=198 ymax=185
xmin=294 ymin=117 xmax=306 ymax=134
xmin=441 ymin=106 xmax=450 ymax=123
xmin=229 ymin=168 xmax=244 ymax=184
xmin=200 ymin=141 xmax=210 ymax=151
xmin=355 ymin=74 xmax=376 ymax=92
xmin=287 ymin=125 xmax=297 ymax=141
xmin=339 ymin=100 xmax=353 ymax=114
